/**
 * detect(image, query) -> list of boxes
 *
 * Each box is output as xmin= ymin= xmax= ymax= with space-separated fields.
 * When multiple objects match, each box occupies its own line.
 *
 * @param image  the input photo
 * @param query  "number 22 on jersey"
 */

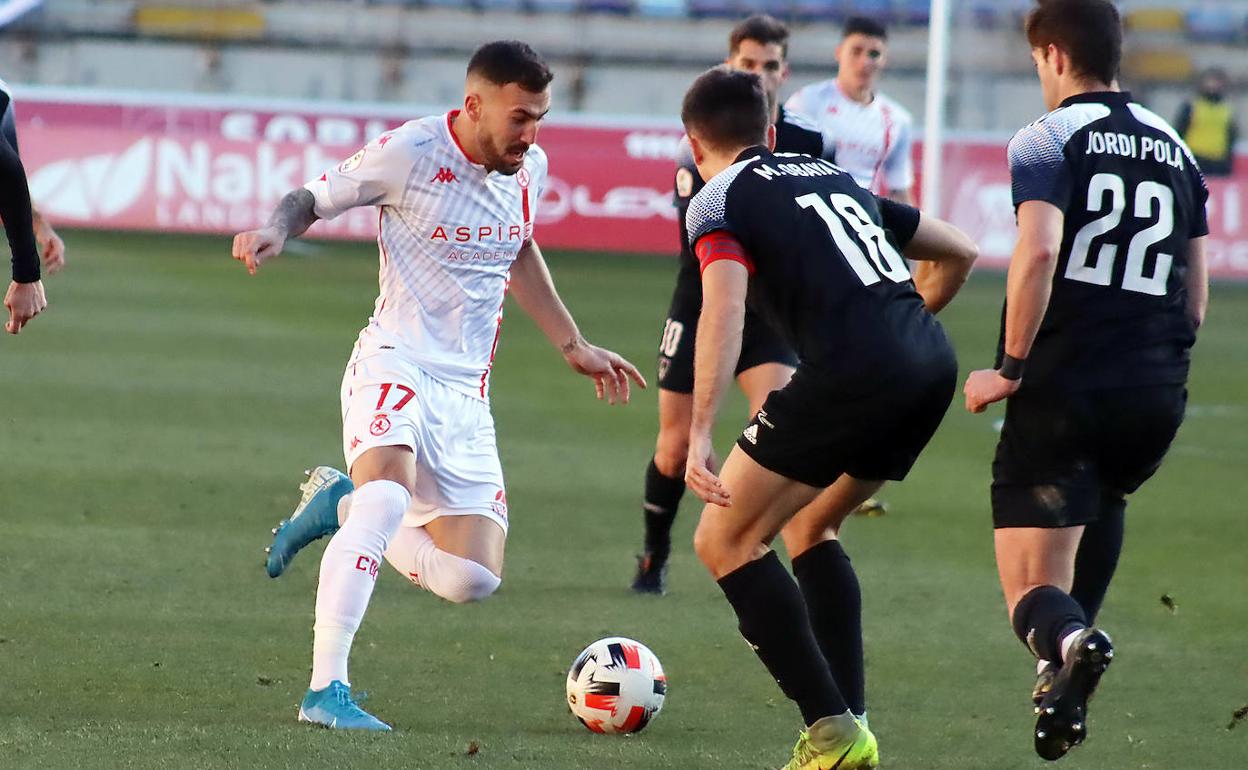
xmin=796 ymin=193 xmax=911 ymax=286
xmin=1066 ymin=173 xmax=1175 ymax=296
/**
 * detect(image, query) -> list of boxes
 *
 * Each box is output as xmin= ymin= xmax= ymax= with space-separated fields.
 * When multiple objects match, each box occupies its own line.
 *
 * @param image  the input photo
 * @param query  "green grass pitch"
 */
xmin=2 ymin=230 xmax=1246 ymax=769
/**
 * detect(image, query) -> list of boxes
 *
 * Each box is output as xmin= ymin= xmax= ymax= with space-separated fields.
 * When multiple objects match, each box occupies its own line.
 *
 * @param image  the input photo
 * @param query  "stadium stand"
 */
xmin=0 ymin=0 xmax=1244 ymax=134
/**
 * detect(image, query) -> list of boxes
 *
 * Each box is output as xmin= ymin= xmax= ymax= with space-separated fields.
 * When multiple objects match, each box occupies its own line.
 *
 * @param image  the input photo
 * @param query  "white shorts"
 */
xmin=340 ymin=351 xmax=509 ymax=534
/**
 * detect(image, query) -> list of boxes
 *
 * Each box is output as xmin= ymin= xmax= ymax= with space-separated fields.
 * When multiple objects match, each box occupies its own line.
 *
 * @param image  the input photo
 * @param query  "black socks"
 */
xmin=792 ymin=539 xmax=866 ymax=716
xmin=1013 ymin=585 xmax=1088 ymax=664
xmin=1070 ymin=495 xmax=1126 ymax=623
xmin=642 ymin=458 xmax=685 ymax=562
xmin=718 ymin=551 xmax=848 ymax=725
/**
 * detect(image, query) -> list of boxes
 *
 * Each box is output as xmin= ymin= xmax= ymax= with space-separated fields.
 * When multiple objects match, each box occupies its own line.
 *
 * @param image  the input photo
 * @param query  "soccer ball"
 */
xmin=566 ymin=636 xmax=666 ymax=734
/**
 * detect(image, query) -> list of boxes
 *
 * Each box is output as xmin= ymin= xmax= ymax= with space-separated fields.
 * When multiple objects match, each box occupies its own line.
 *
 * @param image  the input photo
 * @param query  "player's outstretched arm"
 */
xmin=964 ymin=200 xmax=1063 ymax=413
xmin=509 ymin=239 xmax=646 ymax=405
xmin=905 ymin=213 xmax=978 ymax=314
xmin=686 ymin=258 xmax=748 ymax=507
xmin=1 ymin=137 xmax=45 ymax=334
xmin=231 ymin=188 xmax=319 ymax=275
xmin=1186 ymin=236 xmax=1209 ymax=330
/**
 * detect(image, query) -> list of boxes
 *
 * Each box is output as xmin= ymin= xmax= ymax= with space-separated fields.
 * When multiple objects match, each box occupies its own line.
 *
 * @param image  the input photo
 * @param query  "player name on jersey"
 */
xmin=1084 ymin=130 xmax=1186 ymax=169
xmin=752 ymin=157 xmax=842 ymax=180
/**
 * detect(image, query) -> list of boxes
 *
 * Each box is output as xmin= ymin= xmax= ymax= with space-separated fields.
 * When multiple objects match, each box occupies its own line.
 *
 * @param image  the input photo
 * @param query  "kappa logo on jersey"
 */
xmin=430 ymin=167 xmax=458 ymax=184
xmin=742 ymin=424 xmax=759 ymax=445
xmin=369 ymin=414 xmax=391 ymax=436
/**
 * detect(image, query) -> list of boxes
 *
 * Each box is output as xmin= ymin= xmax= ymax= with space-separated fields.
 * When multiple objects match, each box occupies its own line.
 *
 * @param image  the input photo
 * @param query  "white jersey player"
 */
xmin=231 ymin=41 xmax=645 ymax=731
xmin=784 ymin=16 xmax=914 ymax=204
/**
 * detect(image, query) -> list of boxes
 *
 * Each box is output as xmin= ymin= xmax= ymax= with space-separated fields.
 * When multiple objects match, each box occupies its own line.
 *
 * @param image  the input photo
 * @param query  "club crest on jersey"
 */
xmin=338 ymin=148 xmax=366 ymax=173
xmin=516 ymin=167 xmax=531 ymax=189
xmin=369 ymin=414 xmax=391 ymax=436
xmin=431 ymin=167 xmax=458 ymax=184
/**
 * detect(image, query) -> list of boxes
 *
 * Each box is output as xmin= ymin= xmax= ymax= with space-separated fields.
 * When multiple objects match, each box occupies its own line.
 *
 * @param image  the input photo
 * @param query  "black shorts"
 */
xmin=991 ymin=385 xmax=1187 ymax=529
xmin=656 ymin=265 xmax=797 ymax=393
xmin=736 ymin=357 xmax=957 ymax=488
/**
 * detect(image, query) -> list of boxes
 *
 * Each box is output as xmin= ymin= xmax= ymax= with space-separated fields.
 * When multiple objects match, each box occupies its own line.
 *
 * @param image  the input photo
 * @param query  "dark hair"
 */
xmin=843 ymin=15 xmax=888 ymax=41
xmin=730 ymin=14 xmax=790 ymax=58
xmin=467 ymin=40 xmax=554 ymax=93
xmin=1025 ymin=0 xmax=1121 ymax=85
xmin=681 ymin=66 xmax=769 ymax=151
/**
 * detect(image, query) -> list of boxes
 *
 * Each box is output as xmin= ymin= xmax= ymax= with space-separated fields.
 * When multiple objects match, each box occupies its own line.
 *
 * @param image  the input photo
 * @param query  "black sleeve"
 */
xmin=0 ymin=90 xmax=18 ymax=155
xmin=0 ymin=137 xmax=40 ymax=283
xmin=876 ymin=195 xmax=921 ymax=249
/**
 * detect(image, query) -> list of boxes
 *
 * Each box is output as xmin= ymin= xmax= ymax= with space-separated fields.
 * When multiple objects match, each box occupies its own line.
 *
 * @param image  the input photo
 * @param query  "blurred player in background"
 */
xmin=782 ymin=15 xmax=911 ymax=521
xmin=679 ymin=68 xmax=974 ymax=769
xmin=785 ymin=16 xmax=913 ymax=205
xmin=633 ymin=14 xmax=831 ymax=595
xmin=232 ymin=41 xmax=644 ymax=731
xmin=1 ymin=78 xmax=48 ymax=334
xmin=963 ymin=1 xmax=1209 ymax=760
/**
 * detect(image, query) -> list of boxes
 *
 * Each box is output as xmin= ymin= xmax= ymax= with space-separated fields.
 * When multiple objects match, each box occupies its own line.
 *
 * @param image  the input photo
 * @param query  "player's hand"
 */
xmin=562 ymin=338 xmax=647 ymax=405
xmin=686 ymin=431 xmax=730 ymax=507
xmin=36 ymin=223 xmax=66 ymax=275
xmin=4 ymin=279 xmax=47 ymax=334
xmin=231 ymin=227 xmax=286 ymax=275
xmin=963 ymin=368 xmax=1020 ymax=413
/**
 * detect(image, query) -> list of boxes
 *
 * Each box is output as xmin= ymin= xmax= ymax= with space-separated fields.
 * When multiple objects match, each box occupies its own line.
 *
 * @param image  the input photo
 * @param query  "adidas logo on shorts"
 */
xmin=742 ymin=424 xmax=759 ymax=445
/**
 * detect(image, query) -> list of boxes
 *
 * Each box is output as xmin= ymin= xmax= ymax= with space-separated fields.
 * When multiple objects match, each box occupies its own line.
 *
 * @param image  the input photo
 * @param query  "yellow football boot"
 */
xmin=782 ymin=713 xmax=879 ymax=770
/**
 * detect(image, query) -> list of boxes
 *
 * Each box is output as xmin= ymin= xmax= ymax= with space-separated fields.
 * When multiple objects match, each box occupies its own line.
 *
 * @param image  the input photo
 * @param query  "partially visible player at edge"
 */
xmin=231 ymin=41 xmax=645 ymax=731
xmin=1 ymin=76 xmax=64 ymax=335
xmin=634 ymin=13 xmax=917 ymax=596
xmin=785 ymin=16 xmax=914 ymax=205
xmin=963 ymin=1 xmax=1208 ymax=761
xmin=680 ymin=68 xmax=974 ymax=769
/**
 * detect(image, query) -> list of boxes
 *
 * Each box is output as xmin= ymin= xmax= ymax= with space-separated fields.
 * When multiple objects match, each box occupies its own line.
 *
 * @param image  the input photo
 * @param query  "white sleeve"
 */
xmin=883 ymin=116 xmax=914 ymax=193
xmin=783 ymin=86 xmax=816 ymax=122
xmin=303 ymin=131 xmax=412 ymax=220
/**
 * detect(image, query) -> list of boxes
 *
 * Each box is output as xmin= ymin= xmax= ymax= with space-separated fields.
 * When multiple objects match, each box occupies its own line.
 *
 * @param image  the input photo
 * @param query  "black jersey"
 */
xmin=674 ymin=105 xmax=832 ymax=270
xmin=0 ymin=76 xmax=39 ymax=283
xmin=1004 ymin=91 xmax=1209 ymax=391
xmin=686 ymin=146 xmax=946 ymax=393
xmin=1 ymin=78 xmax=19 ymax=153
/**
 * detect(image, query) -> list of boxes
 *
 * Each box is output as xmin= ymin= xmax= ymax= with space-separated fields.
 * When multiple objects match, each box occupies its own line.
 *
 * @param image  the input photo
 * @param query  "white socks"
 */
xmin=335 ymin=490 xmax=502 ymax=604
xmin=384 ymin=524 xmax=501 ymax=603
xmin=1059 ymin=628 xmax=1084 ymax=664
xmin=310 ymin=480 xmax=410 ymax=691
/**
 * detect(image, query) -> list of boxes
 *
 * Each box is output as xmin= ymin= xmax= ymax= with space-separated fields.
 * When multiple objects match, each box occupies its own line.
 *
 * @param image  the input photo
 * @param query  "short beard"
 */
xmin=479 ymin=132 xmax=523 ymax=175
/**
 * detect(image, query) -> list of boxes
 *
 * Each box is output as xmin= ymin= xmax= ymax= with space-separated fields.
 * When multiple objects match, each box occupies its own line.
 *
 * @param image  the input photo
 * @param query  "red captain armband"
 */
xmin=695 ymin=230 xmax=755 ymax=276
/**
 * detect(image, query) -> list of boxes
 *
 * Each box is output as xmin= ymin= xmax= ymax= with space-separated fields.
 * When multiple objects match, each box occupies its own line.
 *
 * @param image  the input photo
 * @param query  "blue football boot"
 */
xmin=265 ymin=466 xmax=353 ymax=578
xmin=298 ymin=680 xmax=391 ymax=731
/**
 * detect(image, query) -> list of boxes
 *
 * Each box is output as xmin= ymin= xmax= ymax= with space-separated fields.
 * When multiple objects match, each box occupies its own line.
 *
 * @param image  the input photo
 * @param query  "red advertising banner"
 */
xmin=14 ymin=89 xmax=1248 ymax=278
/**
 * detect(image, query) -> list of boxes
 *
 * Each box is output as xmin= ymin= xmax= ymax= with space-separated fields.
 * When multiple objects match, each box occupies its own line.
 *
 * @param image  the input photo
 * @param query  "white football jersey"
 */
xmin=305 ymin=111 xmax=548 ymax=401
xmin=784 ymin=79 xmax=914 ymax=194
